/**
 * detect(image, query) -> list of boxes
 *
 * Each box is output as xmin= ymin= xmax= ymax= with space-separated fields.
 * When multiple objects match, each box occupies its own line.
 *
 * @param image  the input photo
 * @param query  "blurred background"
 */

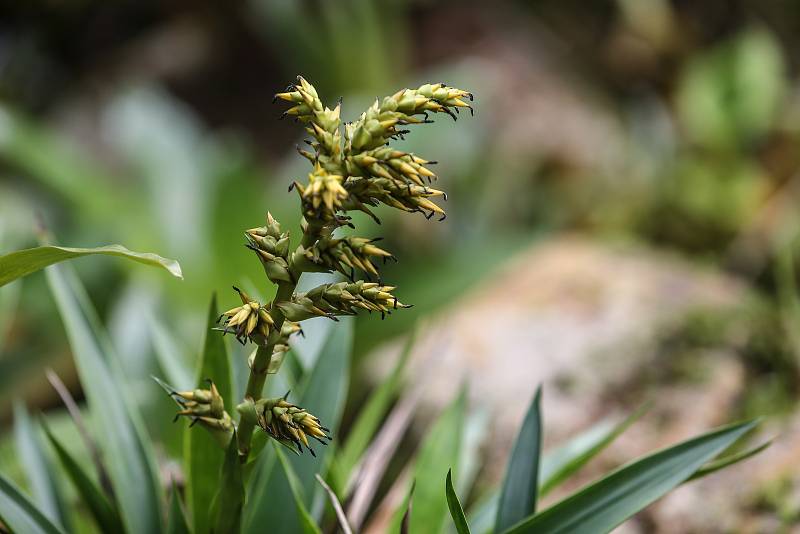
xmin=2 ymin=0 xmax=800 ymax=531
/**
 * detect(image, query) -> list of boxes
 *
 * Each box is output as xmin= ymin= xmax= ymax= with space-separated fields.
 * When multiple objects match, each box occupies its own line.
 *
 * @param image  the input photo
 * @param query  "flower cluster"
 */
xmin=255 ymin=396 xmax=331 ymax=456
xmin=163 ymin=75 xmax=471 ymax=459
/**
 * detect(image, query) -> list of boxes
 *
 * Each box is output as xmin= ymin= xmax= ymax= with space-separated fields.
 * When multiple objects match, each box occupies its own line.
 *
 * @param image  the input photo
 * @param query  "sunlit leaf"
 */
xmin=0 ymin=244 xmax=182 ymax=287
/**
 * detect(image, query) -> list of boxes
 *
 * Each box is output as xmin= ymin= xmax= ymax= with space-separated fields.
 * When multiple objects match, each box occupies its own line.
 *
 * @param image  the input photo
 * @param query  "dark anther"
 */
xmin=272 ymin=95 xmax=278 ymax=104
xmin=381 ymin=311 xmax=386 ymax=320
xmin=279 ymin=112 xmax=287 ymax=120
xmin=288 ymin=182 xmax=296 ymax=192
xmin=442 ymin=192 xmax=448 ymax=200
xmin=468 ymin=92 xmax=474 ymax=101
xmin=438 ymin=213 xmax=447 ymax=222
xmin=393 ymin=296 xmax=398 ymax=309
xmin=425 ymin=211 xmax=435 ymax=220
xmin=189 ymin=418 xmax=199 ymax=428
xmin=469 ymin=107 xmax=474 ymax=116
xmin=308 ymin=447 xmax=316 ymax=457
xmin=283 ymin=390 xmax=291 ymax=400
xmin=232 ymin=285 xmax=241 ymax=292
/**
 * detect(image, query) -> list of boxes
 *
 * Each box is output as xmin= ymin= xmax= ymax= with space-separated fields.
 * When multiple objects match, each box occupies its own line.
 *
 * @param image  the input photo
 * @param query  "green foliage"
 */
xmin=0 ymin=244 xmax=182 ymax=287
xmin=44 ymin=259 xmax=164 ymax=533
xmin=495 ymin=387 xmax=542 ymax=531
xmin=446 ymin=469 xmax=471 ymax=534
xmin=0 ymin=474 xmax=65 ymax=534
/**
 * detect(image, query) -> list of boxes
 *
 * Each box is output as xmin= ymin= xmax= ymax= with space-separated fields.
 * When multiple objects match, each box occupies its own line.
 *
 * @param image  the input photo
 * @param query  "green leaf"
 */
xmin=392 ymin=388 xmax=466 ymax=534
xmin=446 ymin=469 xmax=471 ymax=534
xmin=0 ymin=474 xmax=65 ymax=534
xmin=686 ymin=440 xmax=771 ymax=482
xmin=331 ymin=329 xmax=413 ymax=494
xmin=495 ymin=386 xmax=542 ymax=532
xmin=186 ymin=295 xmax=234 ymax=534
xmin=503 ymin=419 xmax=758 ymax=534
xmin=244 ymin=320 xmax=352 ymax=534
xmin=42 ymin=423 xmax=124 ymax=534
xmin=150 ymin=317 xmax=194 ymax=391
xmin=211 ymin=431 xmax=244 ymax=534
xmin=44 ymin=260 xmax=164 ymax=533
xmin=274 ymin=445 xmax=323 ymax=534
xmin=0 ymin=244 xmax=182 ymax=287
xmin=539 ymin=404 xmax=648 ymax=496
xmin=13 ymin=402 xmax=68 ymax=530
xmin=167 ymin=484 xmax=191 ymax=534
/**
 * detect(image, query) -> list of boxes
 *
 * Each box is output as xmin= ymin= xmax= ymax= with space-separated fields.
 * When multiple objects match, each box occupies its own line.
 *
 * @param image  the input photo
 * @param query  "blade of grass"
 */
xmin=0 ymin=474 xmax=64 ymax=534
xmin=0 ymin=244 xmax=182 ymax=287
xmin=211 ymin=431 xmax=245 ymax=534
xmin=185 ymin=295 xmax=234 ymax=534
xmin=686 ymin=440 xmax=771 ymax=482
xmin=44 ymin=260 xmax=164 ymax=533
xmin=391 ymin=388 xmax=467 ymax=534
xmin=13 ymin=402 xmax=69 ymax=530
xmin=315 ymin=474 xmax=353 ymax=534
xmin=539 ymin=404 xmax=649 ymax=496
xmin=41 ymin=422 xmax=123 ymax=534
xmin=446 ymin=469 xmax=471 ymax=534
xmin=502 ymin=420 xmax=759 ymax=534
xmin=167 ymin=483 xmax=190 ymax=534
xmin=495 ymin=386 xmax=542 ymax=532
xmin=274 ymin=446 xmax=322 ymax=534
xmin=45 ymin=369 xmax=113 ymax=495
xmin=331 ymin=329 xmax=414 ymax=494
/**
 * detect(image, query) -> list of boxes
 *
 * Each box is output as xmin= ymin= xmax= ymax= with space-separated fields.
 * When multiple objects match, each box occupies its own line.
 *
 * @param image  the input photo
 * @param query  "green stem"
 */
xmin=235 ymin=220 xmax=322 ymax=461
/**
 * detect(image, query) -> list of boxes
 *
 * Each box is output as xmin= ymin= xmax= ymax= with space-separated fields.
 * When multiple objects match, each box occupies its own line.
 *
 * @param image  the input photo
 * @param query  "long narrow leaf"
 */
xmin=495 ymin=386 xmax=542 ymax=532
xmin=446 ymin=469 xmax=471 ymax=534
xmin=211 ymin=431 xmax=245 ymax=534
xmin=45 ymin=260 xmax=163 ymax=533
xmin=503 ymin=420 xmax=759 ymax=534
xmin=275 ymin=446 xmax=322 ymax=534
xmin=315 ymin=474 xmax=353 ymax=534
xmin=0 ymin=244 xmax=182 ymax=287
xmin=13 ymin=402 xmax=68 ymax=529
xmin=331 ymin=329 xmax=413 ymax=494
xmin=41 ymin=423 xmax=123 ymax=534
xmin=167 ymin=484 xmax=190 ymax=534
xmin=392 ymin=388 xmax=466 ymax=534
xmin=245 ymin=320 xmax=352 ymax=533
xmin=186 ymin=295 xmax=234 ymax=534
xmin=686 ymin=440 xmax=771 ymax=482
xmin=0 ymin=474 xmax=64 ymax=534
xmin=539 ymin=404 xmax=648 ymax=496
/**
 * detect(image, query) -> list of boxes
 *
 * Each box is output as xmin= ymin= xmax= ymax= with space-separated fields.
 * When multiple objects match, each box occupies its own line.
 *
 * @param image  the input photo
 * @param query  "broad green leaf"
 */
xmin=466 ymin=491 xmax=498 ymax=534
xmin=211 ymin=431 xmax=244 ymax=534
xmin=0 ymin=244 xmax=182 ymax=287
xmin=446 ymin=469 xmax=471 ymax=534
xmin=539 ymin=404 xmax=648 ymax=496
xmin=503 ymin=419 xmax=758 ymax=534
xmin=42 ymin=423 xmax=123 ymax=534
xmin=245 ymin=320 xmax=352 ymax=534
xmin=275 ymin=446 xmax=323 ymax=534
xmin=495 ymin=387 xmax=542 ymax=532
xmin=686 ymin=440 xmax=770 ymax=482
xmin=331 ymin=329 xmax=413 ymax=494
xmin=186 ymin=295 xmax=234 ymax=534
xmin=0 ymin=474 xmax=64 ymax=534
xmin=13 ymin=402 xmax=68 ymax=530
xmin=45 ymin=260 xmax=163 ymax=533
xmin=167 ymin=484 xmax=190 ymax=534
xmin=392 ymin=388 xmax=466 ymax=534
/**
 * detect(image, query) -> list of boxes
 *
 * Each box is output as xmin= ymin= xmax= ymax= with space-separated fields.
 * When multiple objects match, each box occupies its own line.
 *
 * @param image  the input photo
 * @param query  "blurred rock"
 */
xmin=367 ymin=236 xmax=797 ymax=531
